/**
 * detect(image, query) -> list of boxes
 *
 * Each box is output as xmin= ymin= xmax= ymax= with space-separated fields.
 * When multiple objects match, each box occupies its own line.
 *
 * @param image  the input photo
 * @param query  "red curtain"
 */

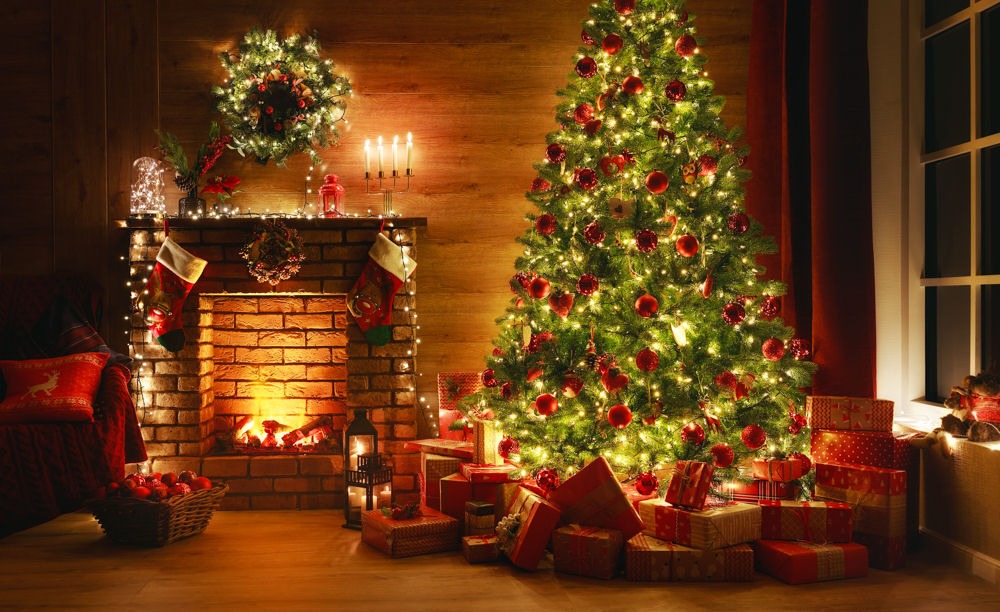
xmin=745 ymin=0 xmax=876 ymax=396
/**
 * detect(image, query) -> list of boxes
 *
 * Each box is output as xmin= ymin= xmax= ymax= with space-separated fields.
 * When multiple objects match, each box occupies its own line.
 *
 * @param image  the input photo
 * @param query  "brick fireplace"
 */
xmin=120 ymin=217 xmax=426 ymax=510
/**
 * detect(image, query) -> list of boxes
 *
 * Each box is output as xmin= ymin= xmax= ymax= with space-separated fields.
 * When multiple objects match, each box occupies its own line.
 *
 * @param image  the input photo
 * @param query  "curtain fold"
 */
xmin=746 ymin=0 xmax=876 ymax=396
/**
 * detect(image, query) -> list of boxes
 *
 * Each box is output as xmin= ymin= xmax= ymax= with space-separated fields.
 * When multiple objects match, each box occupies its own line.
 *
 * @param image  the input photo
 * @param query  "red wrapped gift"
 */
xmin=853 ymin=532 xmax=906 ymax=570
xmin=437 ymin=373 xmax=482 ymax=442
xmin=361 ymin=506 xmax=461 ymax=558
xmin=752 ymin=457 xmax=807 ymax=482
xmin=625 ymin=534 xmax=754 ymax=582
xmin=892 ymin=432 xmax=919 ymax=470
xmin=439 ymin=473 xmax=499 ymax=521
xmin=460 ymin=462 xmax=518 ymax=484
xmin=756 ymin=540 xmax=868 ymax=584
xmin=813 ymin=462 xmax=906 ymax=502
xmin=637 ymin=499 xmax=760 ymax=550
xmin=549 ymin=457 xmax=644 ymax=539
xmin=811 ymin=430 xmax=895 ymax=468
xmin=420 ymin=452 xmax=462 ymax=511
xmin=462 ymin=534 xmax=500 ymax=563
xmin=404 ymin=438 xmax=474 ymax=459
xmin=759 ymin=500 xmax=853 ymax=543
xmin=497 ymin=485 xmax=561 ymax=571
xmin=625 ymin=533 xmax=675 ymax=581
xmin=439 ymin=408 xmax=471 ymax=442
xmin=721 ymin=479 xmax=795 ymax=503
xmin=622 ymin=483 xmax=658 ymax=510
xmin=664 ymin=460 xmax=714 ymax=510
xmin=552 ymin=524 xmax=624 ymax=580
xmin=805 ymin=396 xmax=894 ymax=431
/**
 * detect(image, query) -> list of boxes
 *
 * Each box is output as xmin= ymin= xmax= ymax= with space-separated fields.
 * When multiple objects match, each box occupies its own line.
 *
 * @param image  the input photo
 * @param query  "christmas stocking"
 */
xmin=348 ymin=233 xmax=417 ymax=346
xmin=144 ymin=236 xmax=207 ymax=353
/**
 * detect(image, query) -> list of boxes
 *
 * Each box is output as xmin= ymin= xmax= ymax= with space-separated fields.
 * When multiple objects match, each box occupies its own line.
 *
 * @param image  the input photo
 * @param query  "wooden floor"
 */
xmin=1 ymin=510 xmax=998 ymax=611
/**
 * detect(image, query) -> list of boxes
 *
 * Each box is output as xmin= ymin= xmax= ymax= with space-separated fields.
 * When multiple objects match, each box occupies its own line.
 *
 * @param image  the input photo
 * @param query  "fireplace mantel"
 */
xmin=118 ymin=215 xmax=427 ymax=231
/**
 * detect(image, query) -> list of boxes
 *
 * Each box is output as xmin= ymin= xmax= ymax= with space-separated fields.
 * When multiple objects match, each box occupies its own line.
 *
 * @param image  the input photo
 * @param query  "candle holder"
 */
xmin=364 ymin=168 xmax=412 ymax=217
xmin=343 ymin=451 xmax=393 ymax=530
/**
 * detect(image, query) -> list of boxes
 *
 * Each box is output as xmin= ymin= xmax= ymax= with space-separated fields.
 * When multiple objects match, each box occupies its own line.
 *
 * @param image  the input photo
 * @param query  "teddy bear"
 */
xmin=910 ymin=372 xmax=1000 ymax=456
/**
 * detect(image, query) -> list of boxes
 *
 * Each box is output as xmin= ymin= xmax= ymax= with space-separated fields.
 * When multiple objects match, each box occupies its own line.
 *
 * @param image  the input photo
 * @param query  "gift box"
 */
xmin=637 ymin=499 xmax=761 ymax=550
xmin=622 ymin=483 xmax=658 ymax=510
xmin=439 ymin=473 xmax=499 ymax=521
xmin=853 ymin=532 xmax=906 ymax=570
xmin=462 ymin=534 xmax=500 ymax=563
xmin=752 ymin=457 xmax=807 ymax=482
xmin=497 ymin=485 xmax=561 ymax=571
xmin=465 ymin=500 xmax=495 ymax=536
xmin=361 ymin=506 xmax=461 ymax=558
xmin=756 ymin=540 xmax=868 ymax=584
xmin=549 ymin=457 xmax=643 ymax=539
xmin=625 ymin=534 xmax=754 ymax=582
xmin=805 ymin=396 xmax=894 ymax=431
xmin=404 ymin=438 xmax=474 ymax=460
xmin=721 ymin=479 xmax=796 ymax=503
xmin=420 ymin=452 xmax=462 ymax=510
xmin=552 ymin=525 xmax=624 ymax=580
xmin=439 ymin=408 xmax=471 ymax=442
xmin=664 ymin=460 xmax=714 ymax=510
xmin=460 ymin=462 xmax=518 ymax=484
xmin=437 ymin=372 xmax=482 ymax=441
xmin=811 ymin=430 xmax=896 ymax=469
xmin=759 ymin=500 xmax=853 ymax=543
xmin=473 ymin=419 xmax=502 ymax=465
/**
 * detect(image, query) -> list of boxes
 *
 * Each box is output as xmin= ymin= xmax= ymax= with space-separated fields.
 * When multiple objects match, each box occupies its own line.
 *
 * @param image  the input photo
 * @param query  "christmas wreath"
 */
xmin=239 ymin=219 xmax=306 ymax=286
xmin=214 ymin=29 xmax=352 ymax=166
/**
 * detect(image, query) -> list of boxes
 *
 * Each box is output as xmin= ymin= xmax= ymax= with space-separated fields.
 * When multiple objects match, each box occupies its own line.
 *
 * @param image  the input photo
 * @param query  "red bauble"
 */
xmin=510 ymin=271 xmax=533 ymax=292
xmin=710 ymin=442 xmax=735 ymax=468
xmin=722 ymin=301 xmax=746 ymax=325
xmin=789 ymin=451 xmax=812 ymax=475
xmin=665 ymin=80 xmax=687 ymax=101
xmin=500 ymin=381 xmax=514 ymax=400
xmin=584 ymin=119 xmax=603 ymax=135
xmin=528 ymin=276 xmax=552 ymax=299
xmin=759 ymin=295 xmax=781 ymax=320
xmin=602 ymin=33 xmax=623 ymax=54
xmin=714 ymin=370 xmax=737 ymax=389
xmin=615 ymin=0 xmax=635 ymax=15
xmin=697 ymin=154 xmax=718 ymax=176
xmin=762 ymin=337 xmax=786 ymax=361
xmin=676 ymin=234 xmax=699 ymax=257
xmin=599 ymin=156 xmax=625 ymax=177
xmin=530 ymin=177 xmax=551 ymax=192
xmin=545 ymin=143 xmax=567 ymax=163
xmin=535 ymin=213 xmax=557 ymax=236
xmin=584 ymin=220 xmax=606 ymax=245
xmin=168 ymin=483 xmax=192 ymax=497
xmin=498 ymin=436 xmax=520 ymax=459
xmin=727 ymin=211 xmax=750 ymax=235
xmin=634 ymin=229 xmax=658 ymax=253
xmin=681 ymin=421 xmax=705 ymax=445
xmin=634 ymin=471 xmax=659 ymax=495
xmin=190 ymin=476 xmax=212 ymax=491
xmin=741 ymin=424 xmax=767 ymax=450
xmin=601 ymin=367 xmax=629 ymax=393
xmin=548 ymin=290 xmax=574 ymax=319
xmin=635 ymin=294 xmax=659 ymax=318
xmin=561 ymin=373 xmax=584 ymax=398
xmin=675 ymin=34 xmax=697 ymax=57
xmin=789 ymin=338 xmax=812 ymax=360
xmin=576 ymin=273 xmax=600 ymax=296
xmin=535 ymin=393 xmax=559 ymax=416
xmin=576 ymin=56 xmax=598 ymax=78
xmin=608 ymin=404 xmax=633 ymax=429
xmin=645 ymin=170 xmax=670 ymax=194
xmin=581 ymin=30 xmax=595 ymax=45
xmin=574 ymin=103 xmax=595 ymax=124
xmin=788 ymin=412 xmax=808 ymax=435
xmin=575 ymin=167 xmax=599 ymax=190
xmin=700 ymin=274 xmax=714 ymax=298
xmin=622 ymin=75 xmax=644 ymax=96
xmin=481 ymin=369 xmax=498 ymax=388
xmin=535 ymin=468 xmax=560 ymax=491
xmin=635 ymin=347 xmax=659 ymax=372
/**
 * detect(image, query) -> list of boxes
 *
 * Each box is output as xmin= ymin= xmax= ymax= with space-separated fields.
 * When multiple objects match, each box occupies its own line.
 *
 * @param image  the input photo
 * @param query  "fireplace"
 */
xmin=120 ymin=217 xmax=426 ymax=510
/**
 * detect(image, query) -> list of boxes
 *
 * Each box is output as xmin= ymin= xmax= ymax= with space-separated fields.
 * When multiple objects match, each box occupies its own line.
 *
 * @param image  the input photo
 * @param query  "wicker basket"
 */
xmin=88 ymin=483 xmax=229 ymax=546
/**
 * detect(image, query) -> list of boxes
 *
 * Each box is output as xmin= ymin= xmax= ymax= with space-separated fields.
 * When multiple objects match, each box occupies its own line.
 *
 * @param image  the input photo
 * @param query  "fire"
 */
xmin=231 ymin=415 xmax=336 ymax=453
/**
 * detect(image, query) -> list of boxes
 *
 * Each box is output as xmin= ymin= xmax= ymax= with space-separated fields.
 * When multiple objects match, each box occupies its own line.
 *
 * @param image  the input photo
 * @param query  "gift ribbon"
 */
xmin=798 ymin=542 xmax=847 ymax=580
xmin=788 ymin=504 xmax=828 ymax=545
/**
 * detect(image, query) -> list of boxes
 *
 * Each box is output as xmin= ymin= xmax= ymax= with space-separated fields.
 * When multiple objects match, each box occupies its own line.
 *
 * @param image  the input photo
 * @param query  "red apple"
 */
xmin=190 ymin=476 xmax=213 ymax=491
xmin=161 ymin=472 xmax=179 ymax=486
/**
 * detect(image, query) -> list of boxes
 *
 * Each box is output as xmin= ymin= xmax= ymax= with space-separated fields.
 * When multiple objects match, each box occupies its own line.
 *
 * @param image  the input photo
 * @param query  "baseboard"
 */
xmin=921 ymin=526 xmax=1000 ymax=584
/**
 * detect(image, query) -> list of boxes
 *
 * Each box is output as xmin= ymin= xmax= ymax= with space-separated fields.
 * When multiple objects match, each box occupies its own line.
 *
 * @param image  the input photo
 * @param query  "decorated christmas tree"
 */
xmin=464 ymin=0 xmax=816 ymax=485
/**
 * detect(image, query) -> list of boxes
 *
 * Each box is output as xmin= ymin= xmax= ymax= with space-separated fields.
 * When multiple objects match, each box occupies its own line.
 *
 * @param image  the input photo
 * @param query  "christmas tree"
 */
xmin=464 ymin=0 xmax=816 ymax=485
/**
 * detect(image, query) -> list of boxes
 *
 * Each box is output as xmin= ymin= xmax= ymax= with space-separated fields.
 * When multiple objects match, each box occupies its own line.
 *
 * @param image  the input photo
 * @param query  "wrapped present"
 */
xmin=361 ymin=506 xmax=461 ymax=558
xmin=625 ymin=534 xmax=753 ymax=582
xmin=465 ymin=500 xmax=495 ymax=536
xmin=759 ymin=500 xmax=853 ymax=543
xmin=404 ymin=438 xmax=474 ymax=459
xmin=752 ymin=457 xmax=807 ymax=482
xmin=721 ymin=479 xmax=796 ymax=503
xmin=622 ymin=483 xmax=658 ymax=510
xmin=853 ymin=532 xmax=906 ymax=570
xmin=811 ymin=430 xmax=895 ymax=468
xmin=439 ymin=473 xmax=499 ymax=521
xmin=437 ymin=373 xmax=482 ymax=441
xmin=439 ymin=408 xmax=471 ymax=442
xmin=892 ymin=432 xmax=919 ymax=470
xmin=756 ymin=540 xmax=868 ymax=584
xmin=472 ymin=419 xmax=502 ymax=466
xmin=549 ymin=457 xmax=643 ymax=539
xmin=664 ymin=460 xmax=714 ymax=510
xmin=637 ymin=499 xmax=761 ymax=550
xmin=625 ymin=533 xmax=674 ymax=581
xmin=552 ymin=525 xmax=624 ymax=580
xmin=497 ymin=485 xmax=561 ymax=571
xmin=460 ymin=462 xmax=518 ymax=484
xmin=420 ymin=452 xmax=462 ymax=510
xmin=805 ymin=396 xmax=894 ymax=431
xmin=462 ymin=534 xmax=500 ymax=563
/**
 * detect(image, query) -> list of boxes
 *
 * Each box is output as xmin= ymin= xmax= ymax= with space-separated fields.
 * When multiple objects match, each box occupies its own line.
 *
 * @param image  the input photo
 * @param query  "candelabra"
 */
xmin=364 ymin=134 xmax=413 ymax=216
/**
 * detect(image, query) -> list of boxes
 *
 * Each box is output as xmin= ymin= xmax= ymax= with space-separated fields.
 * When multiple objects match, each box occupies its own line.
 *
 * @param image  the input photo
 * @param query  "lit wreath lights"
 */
xmin=239 ymin=219 xmax=306 ymax=286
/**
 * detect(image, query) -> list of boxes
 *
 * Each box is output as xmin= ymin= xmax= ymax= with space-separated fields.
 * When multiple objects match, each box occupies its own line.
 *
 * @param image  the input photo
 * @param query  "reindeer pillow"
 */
xmin=0 ymin=352 xmax=109 ymax=423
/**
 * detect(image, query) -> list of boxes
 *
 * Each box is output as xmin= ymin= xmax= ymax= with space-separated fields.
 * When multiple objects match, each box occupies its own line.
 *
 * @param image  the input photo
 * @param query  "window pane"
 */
xmin=984 ymin=145 xmax=1000 ymax=274
xmin=925 ymin=22 xmax=970 ymax=152
xmin=982 ymin=5 xmax=1000 ymax=137
xmin=984 ymin=285 xmax=1000 ymax=372
xmin=925 ymin=154 xmax=970 ymax=277
xmin=925 ymin=286 xmax=970 ymax=402
xmin=925 ymin=0 xmax=968 ymax=27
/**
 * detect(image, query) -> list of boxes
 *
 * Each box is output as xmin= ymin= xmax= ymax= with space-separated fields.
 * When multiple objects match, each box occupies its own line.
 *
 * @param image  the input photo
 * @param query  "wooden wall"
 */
xmin=0 ymin=0 xmax=752 ymax=413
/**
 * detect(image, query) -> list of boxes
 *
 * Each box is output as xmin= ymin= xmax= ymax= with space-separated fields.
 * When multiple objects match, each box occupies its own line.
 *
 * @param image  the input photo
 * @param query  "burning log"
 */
xmin=281 ymin=416 xmax=334 ymax=447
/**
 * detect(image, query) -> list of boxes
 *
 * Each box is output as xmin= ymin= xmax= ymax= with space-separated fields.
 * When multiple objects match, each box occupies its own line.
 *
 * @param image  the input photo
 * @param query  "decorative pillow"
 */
xmin=0 ymin=352 xmax=109 ymax=424
xmin=32 ymin=295 xmax=131 ymax=365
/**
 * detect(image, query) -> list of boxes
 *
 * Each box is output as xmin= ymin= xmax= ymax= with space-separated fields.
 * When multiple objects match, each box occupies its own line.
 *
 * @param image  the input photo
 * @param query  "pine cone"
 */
xmin=174 ymin=173 xmax=197 ymax=193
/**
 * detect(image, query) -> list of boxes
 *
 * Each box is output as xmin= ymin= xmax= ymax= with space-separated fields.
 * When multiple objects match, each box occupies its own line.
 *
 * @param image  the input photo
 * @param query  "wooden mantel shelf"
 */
xmin=116 ymin=215 xmax=427 ymax=231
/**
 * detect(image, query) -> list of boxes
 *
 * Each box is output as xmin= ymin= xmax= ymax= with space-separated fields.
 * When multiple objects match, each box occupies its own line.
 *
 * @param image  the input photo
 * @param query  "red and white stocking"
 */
xmin=143 ymin=237 xmax=207 ymax=353
xmin=348 ymin=233 xmax=417 ymax=346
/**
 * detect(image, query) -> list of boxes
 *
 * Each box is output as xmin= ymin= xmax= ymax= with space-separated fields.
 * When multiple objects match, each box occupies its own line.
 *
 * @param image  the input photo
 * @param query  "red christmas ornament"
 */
xmin=759 ymin=295 xmax=781 ymax=320
xmin=492 ymin=347 xmax=505 ymax=356
xmin=675 ymin=34 xmax=697 ymax=57
xmin=581 ymin=30 xmax=595 ymax=45
xmin=789 ymin=451 xmax=812 ymax=475
xmin=510 ymin=271 xmax=533 ymax=291
xmin=635 ymin=229 xmax=658 ymax=253
xmin=788 ymin=412 xmax=808 ymax=435
xmin=535 ymin=393 xmax=559 ymax=416
xmin=665 ymin=80 xmax=687 ymax=101
xmin=575 ymin=56 xmax=598 ymax=78
xmin=681 ymin=421 xmax=705 ymax=445
xmin=697 ymin=154 xmax=718 ymax=176
xmin=535 ymin=213 xmax=557 ymax=236
xmin=676 ymin=234 xmax=699 ymax=257
xmin=584 ymin=119 xmax=603 ymax=135
xmin=635 ymin=347 xmax=659 ymax=372
xmin=657 ymin=127 xmax=676 ymax=142
xmin=528 ymin=276 xmax=552 ymax=299
xmin=710 ymin=442 xmax=735 ymax=468
xmin=602 ymin=33 xmax=623 ymax=54
xmin=622 ymin=75 xmax=644 ymax=96
xmin=762 ymin=337 xmax=786 ymax=361
xmin=571 ymin=274 xmax=598 ymax=298
xmin=584 ymin=221 xmax=606 ymax=245
xmin=722 ymin=301 xmax=746 ymax=325
xmin=500 ymin=381 xmax=514 ymax=400
xmin=601 ymin=367 xmax=629 ymax=393
xmin=561 ymin=373 xmax=584 ymax=398
xmin=535 ymin=468 xmax=560 ymax=492
xmin=727 ymin=211 xmax=750 ymax=235
xmin=615 ymin=0 xmax=635 ymax=15
xmin=789 ymin=338 xmax=812 ymax=360
xmin=635 ymin=294 xmax=659 ymax=318
xmin=527 ymin=367 xmax=544 ymax=382
xmin=634 ymin=471 xmax=659 ymax=495
xmin=498 ymin=436 xmax=520 ymax=459
xmin=741 ymin=424 xmax=767 ymax=450
xmin=608 ymin=404 xmax=633 ymax=429
xmin=645 ymin=170 xmax=670 ymax=194
xmin=575 ymin=167 xmax=599 ymax=190
xmin=546 ymin=143 xmax=567 ymax=163
xmin=574 ymin=103 xmax=594 ymax=124
xmin=548 ymin=290 xmax=574 ymax=319
xmin=599 ymin=155 xmax=625 ymax=176
xmin=481 ymin=369 xmax=499 ymax=388
xmin=530 ymin=177 xmax=551 ymax=193
xmin=715 ymin=371 xmax=737 ymax=389
xmin=701 ymin=274 xmax=713 ymax=297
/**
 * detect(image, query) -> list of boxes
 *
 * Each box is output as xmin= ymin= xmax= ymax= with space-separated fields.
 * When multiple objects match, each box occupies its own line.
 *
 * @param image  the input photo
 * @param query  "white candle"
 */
xmin=392 ymin=135 xmax=399 ymax=174
xmin=377 ymin=136 xmax=384 ymax=175
xmin=364 ymin=139 xmax=370 ymax=176
xmin=406 ymin=132 xmax=413 ymax=173
xmin=378 ymin=485 xmax=392 ymax=509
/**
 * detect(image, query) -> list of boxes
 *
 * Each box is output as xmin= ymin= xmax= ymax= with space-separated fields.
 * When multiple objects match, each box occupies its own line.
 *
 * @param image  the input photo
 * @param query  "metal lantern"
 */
xmin=343 ymin=408 xmax=393 ymax=529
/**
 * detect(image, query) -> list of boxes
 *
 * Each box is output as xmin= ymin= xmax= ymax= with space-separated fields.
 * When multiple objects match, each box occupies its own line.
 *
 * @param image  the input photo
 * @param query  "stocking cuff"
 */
xmin=157 ymin=237 xmax=208 ymax=284
xmin=369 ymin=233 xmax=417 ymax=281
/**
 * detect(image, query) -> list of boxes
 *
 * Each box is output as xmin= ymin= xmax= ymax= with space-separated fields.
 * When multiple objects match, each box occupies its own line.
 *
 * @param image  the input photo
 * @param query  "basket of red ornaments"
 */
xmin=88 ymin=471 xmax=228 ymax=546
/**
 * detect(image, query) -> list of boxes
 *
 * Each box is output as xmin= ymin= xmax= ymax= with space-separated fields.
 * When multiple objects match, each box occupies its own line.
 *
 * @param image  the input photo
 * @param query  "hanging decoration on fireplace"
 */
xmin=239 ymin=219 xmax=306 ymax=286
xmin=214 ymin=29 xmax=352 ymax=167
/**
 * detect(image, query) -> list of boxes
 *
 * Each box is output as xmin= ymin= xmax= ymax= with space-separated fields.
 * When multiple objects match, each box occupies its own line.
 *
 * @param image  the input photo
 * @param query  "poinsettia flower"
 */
xmin=201 ymin=175 xmax=241 ymax=203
